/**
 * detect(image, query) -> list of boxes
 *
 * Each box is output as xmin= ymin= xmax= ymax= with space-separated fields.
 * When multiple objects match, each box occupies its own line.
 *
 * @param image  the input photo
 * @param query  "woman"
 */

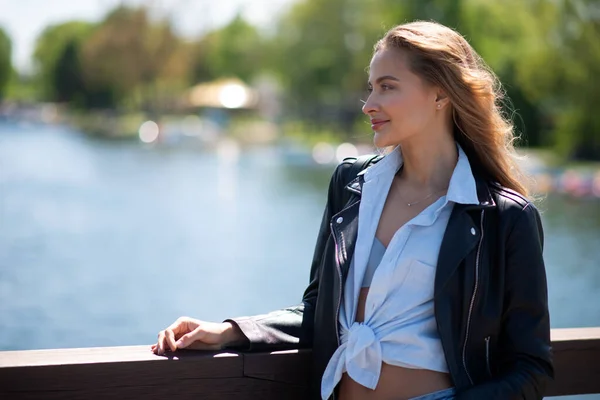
xmin=152 ymin=21 xmax=553 ymax=400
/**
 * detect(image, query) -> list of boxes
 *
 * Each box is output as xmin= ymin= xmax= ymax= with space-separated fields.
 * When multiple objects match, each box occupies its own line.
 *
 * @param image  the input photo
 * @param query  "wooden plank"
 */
xmin=244 ymin=349 xmax=311 ymax=385
xmin=3 ymin=378 xmax=307 ymax=400
xmin=0 ymin=327 xmax=598 ymax=398
xmin=0 ymin=345 xmax=238 ymax=367
xmin=0 ymin=347 xmax=244 ymax=393
xmin=546 ymin=327 xmax=600 ymax=396
xmin=551 ymin=327 xmax=600 ymax=346
xmin=0 ymin=347 xmax=309 ymax=400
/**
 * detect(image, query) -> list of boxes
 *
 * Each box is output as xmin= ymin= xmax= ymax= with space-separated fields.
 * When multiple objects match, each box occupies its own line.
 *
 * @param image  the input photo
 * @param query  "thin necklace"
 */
xmin=402 ymin=188 xmax=447 ymax=207
xmin=395 ymin=167 xmax=448 ymax=207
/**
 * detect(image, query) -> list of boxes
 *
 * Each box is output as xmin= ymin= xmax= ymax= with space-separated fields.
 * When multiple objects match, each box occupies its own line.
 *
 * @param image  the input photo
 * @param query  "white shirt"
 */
xmin=321 ymin=144 xmax=479 ymax=399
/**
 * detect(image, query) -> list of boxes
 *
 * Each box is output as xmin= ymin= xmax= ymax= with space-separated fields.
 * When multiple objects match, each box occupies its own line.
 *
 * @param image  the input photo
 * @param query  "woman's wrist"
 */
xmin=222 ymin=321 xmax=247 ymax=347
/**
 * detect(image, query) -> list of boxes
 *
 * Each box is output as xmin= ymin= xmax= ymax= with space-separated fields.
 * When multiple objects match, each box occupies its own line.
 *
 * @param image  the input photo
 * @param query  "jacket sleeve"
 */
xmin=223 ymin=161 xmax=347 ymax=351
xmin=457 ymin=203 xmax=554 ymax=400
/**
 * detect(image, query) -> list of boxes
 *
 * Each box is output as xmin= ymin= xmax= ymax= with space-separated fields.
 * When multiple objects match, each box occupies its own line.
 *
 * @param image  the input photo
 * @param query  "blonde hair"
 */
xmin=375 ymin=21 xmax=530 ymax=197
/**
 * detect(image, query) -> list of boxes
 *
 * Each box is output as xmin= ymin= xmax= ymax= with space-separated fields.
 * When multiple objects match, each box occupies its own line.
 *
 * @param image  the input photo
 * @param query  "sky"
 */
xmin=0 ymin=0 xmax=294 ymax=72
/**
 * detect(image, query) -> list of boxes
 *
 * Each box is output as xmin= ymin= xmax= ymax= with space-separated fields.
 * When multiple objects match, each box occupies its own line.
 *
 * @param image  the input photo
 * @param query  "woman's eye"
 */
xmin=381 ymin=84 xmax=393 ymax=91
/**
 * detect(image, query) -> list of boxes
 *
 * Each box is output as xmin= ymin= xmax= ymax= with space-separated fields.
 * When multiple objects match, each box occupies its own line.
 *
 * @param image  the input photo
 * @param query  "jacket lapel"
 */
xmin=434 ymin=175 xmax=496 ymax=296
xmin=434 ymin=206 xmax=480 ymax=297
xmin=329 ymin=175 xmax=366 ymax=281
xmin=345 ymin=175 xmax=363 ymax=197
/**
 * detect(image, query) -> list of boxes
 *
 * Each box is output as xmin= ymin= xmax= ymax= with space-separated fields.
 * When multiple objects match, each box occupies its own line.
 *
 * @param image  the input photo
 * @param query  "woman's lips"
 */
xmin=371 ymin=120 xmax=389 ymax=130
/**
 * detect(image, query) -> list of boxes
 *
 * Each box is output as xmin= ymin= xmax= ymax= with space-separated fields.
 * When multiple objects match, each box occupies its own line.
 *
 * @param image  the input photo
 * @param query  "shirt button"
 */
xmin=471 ymin=227 xmax=476 ymax=235
xmin=336 ymin=217 xmax=344 ymax=224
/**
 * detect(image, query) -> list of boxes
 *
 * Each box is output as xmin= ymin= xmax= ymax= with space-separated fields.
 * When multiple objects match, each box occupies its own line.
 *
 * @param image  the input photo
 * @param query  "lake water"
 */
xmin=0 ymin=122 xmax=598 ymax=399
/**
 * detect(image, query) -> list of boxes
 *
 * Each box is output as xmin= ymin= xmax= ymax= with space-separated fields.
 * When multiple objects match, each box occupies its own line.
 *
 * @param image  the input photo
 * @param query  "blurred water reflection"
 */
xmin=0 ymin=123 xmax=599 ymax=389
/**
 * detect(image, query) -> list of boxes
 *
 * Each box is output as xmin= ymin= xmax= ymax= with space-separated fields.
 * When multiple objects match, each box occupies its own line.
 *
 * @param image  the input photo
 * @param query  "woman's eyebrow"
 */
xmin=368 ymin=75 xmax=400 ymax=85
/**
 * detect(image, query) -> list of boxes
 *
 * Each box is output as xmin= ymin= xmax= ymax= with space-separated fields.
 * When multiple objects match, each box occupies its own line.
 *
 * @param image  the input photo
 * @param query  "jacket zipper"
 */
xmin=330 ymin=219 xmax=342 ymax=348
xmin=330 ymin=198 xmax=361 ymax=349
xmin=330 ymin=200 xmax=360 ymax=400
xmin=462 ymin=209 xmax=485 ymax=385
xmin=330 ymin=218 xmax=345 ymax=400
xmin=485 ymin=336 xmax=492 ymax=377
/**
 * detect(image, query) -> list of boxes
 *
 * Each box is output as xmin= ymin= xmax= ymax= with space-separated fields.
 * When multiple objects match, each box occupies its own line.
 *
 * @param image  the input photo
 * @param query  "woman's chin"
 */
xmin=373 ymin=132 xmax=397 ymax=149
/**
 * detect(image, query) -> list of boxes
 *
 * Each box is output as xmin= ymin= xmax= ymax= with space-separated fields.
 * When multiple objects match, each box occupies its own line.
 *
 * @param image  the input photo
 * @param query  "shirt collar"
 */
xmin=447 ymin=144 xmax=479 ymax=205
xmin=360 ymin=143 xmax=479 ymax=206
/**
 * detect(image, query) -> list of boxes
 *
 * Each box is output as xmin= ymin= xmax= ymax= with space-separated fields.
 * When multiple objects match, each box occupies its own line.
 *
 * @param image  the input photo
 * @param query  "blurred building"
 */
xmin=183 ymin=78 xmax=259 ymax=110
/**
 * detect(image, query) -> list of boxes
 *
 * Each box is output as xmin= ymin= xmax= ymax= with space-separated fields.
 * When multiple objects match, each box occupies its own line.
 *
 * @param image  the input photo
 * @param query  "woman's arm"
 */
xmin=457 ymin=203 xmax=554 ymax=399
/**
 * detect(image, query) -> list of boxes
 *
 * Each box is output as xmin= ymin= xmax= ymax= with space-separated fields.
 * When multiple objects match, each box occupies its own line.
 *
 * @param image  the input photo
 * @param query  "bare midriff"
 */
xmin=337 ymin=288 xmax=452 ymax=400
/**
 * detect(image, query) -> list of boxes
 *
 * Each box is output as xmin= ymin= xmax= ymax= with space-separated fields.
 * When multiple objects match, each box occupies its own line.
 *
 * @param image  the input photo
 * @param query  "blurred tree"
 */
xmin=190 ymin=15 xmax=264 ymax=84
xmin=270 ymin=0 xmax=470 ymax=133
xmin=23 ymin=0 xmax=600 ymax=158
xmin=4 ymin=73 xmax=38 ymax=102
xmin=52 ymin=39 xmax=85 ymax=104
xmin=0 ymin=26 xmax=13 ymax=99
xmin=33 ymin=21 xmax=94 ymax=102
xmin=271 ymin=0 xmax=365 ymax=130
xmin=457 ymin=0 xmax=545 ymax=147
xmin=81 ymin=6 xmax=182 ymax=110
xmin=189 ymin=40 xmax=214 ymax=83
xmin=512 ymin=0 xmax=600 ymax=159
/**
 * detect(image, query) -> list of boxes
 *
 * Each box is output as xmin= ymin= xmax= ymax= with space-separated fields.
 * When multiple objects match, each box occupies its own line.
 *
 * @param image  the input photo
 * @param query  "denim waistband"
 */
xmin=407 ymin=387 xmax=456 ymax=400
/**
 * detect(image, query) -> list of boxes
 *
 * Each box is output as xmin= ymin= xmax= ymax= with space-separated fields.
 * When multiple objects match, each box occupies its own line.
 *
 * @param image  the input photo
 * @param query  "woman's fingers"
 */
xmin=175 ymin=326 xmax=206 ymax=349
xmin=152 ymin=317 xmax=213 ymax=355
xmin=165 ymin=328 xmax=177 ymax=352
xmin=153 ymin=319 xmax=181 ymax=355
xmin=175 ymin=327 xmax=201 ymax=349
xmin=165 ymin=317 xmax=195 ymax=351
xmin=157 ymin=329 xmax=170 ymax=355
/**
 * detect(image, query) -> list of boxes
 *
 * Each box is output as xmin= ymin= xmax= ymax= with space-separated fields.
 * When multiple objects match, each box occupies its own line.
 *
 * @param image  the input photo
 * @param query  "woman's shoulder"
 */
xmin=488 ymin=182 xmax=531 ymax=208
xmin=331 ymin=154 xmax=383 ymax=184
xmin=486 ymin=181 xmax=542 ymax=224
xmin=326 ymin=158 xmax=359 ymax=190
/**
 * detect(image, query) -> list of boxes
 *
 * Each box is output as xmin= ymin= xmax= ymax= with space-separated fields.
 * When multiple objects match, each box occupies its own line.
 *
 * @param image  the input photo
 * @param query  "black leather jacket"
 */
xmin=229 ymin=157 xmax=554 ymax=400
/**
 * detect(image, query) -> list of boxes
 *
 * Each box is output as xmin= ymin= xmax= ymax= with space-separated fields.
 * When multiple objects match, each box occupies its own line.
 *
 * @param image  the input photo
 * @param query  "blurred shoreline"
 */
xmin=1 ymin=106 xmax=599 ymax=201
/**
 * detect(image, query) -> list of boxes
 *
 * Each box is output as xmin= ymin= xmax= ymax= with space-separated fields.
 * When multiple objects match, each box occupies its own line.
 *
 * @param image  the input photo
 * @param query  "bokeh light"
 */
xmin=335 ymin=143 xmax=358 ymax=163
xmin=138 ymin=121 xmax=160 ymax=143
xmin=219 ymin=84 xmax=248 ymax=109
xmin=312 ymin=142 xmax=335 ymax=164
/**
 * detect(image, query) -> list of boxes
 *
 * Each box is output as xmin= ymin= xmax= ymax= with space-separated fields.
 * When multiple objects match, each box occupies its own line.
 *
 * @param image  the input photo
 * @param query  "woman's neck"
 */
xmin=396 ymin=135 xmax=457 ymax=192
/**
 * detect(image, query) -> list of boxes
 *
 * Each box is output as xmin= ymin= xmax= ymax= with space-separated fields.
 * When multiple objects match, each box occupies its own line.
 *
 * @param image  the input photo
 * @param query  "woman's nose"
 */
xmin=362 ymin=96 xmax=378 ymax=115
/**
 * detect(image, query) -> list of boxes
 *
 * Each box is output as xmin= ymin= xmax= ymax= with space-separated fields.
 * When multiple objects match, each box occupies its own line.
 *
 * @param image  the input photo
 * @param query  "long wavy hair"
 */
xmin=375 ymin=21 xmax=530 ymax=197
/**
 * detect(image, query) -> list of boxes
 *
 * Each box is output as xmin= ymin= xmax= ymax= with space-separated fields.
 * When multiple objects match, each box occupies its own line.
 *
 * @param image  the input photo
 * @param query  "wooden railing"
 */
xmin=0 ymin=327 xmax=598 ymax=399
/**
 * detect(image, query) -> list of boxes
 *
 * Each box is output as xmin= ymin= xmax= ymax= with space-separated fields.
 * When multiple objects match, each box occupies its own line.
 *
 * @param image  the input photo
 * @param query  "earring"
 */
xmin=436 ymin=104 xmax=441 ymax=109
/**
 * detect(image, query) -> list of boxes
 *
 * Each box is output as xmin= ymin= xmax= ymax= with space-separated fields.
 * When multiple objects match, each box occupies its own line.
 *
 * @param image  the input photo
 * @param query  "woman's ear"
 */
xmin=434 ymin=88 xmax=450 ymax=110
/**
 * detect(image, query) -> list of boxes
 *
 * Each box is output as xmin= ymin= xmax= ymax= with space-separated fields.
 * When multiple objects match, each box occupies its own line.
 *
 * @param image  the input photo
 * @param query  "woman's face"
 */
xmin=362 ymin=48 xmax=439 ymax=148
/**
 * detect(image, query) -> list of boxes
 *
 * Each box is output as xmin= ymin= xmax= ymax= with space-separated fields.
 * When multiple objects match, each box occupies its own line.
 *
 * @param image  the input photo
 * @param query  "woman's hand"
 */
xmin=151 ymin=316 xmax=244 ymax=355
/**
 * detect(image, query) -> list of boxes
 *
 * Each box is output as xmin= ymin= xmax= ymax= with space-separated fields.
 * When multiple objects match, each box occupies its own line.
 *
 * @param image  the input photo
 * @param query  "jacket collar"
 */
xmin=344 ymin=144 xmax=496 ymax=209
xmin=345 ymin=173 xmax=495 ymax=209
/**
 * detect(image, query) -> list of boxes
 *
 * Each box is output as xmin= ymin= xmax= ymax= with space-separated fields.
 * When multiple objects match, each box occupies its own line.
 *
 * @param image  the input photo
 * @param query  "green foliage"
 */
xmin=52 ymin=39 xmax=85 ymax=104
xmin=267 ymin=0 xmax=600 ymax=159
xmin=33 ymin=21 xmax=94 ymax=101
xmin=81 ymin=6 xmax=184 ymax=109
xmin=0 ymin=26 xmax=12 ymax=99
xmin=19 ymin=0 xmax=600 ymax=159
xmin=511 ymin=0 xmax=600 ymax=159
xmin=266 ymin=0 xmax=375 ymax=131
xmin=192 ymin=15 xmax=264 ymax=83
xmin=32 ymin=7 xmax=189 ymax=110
